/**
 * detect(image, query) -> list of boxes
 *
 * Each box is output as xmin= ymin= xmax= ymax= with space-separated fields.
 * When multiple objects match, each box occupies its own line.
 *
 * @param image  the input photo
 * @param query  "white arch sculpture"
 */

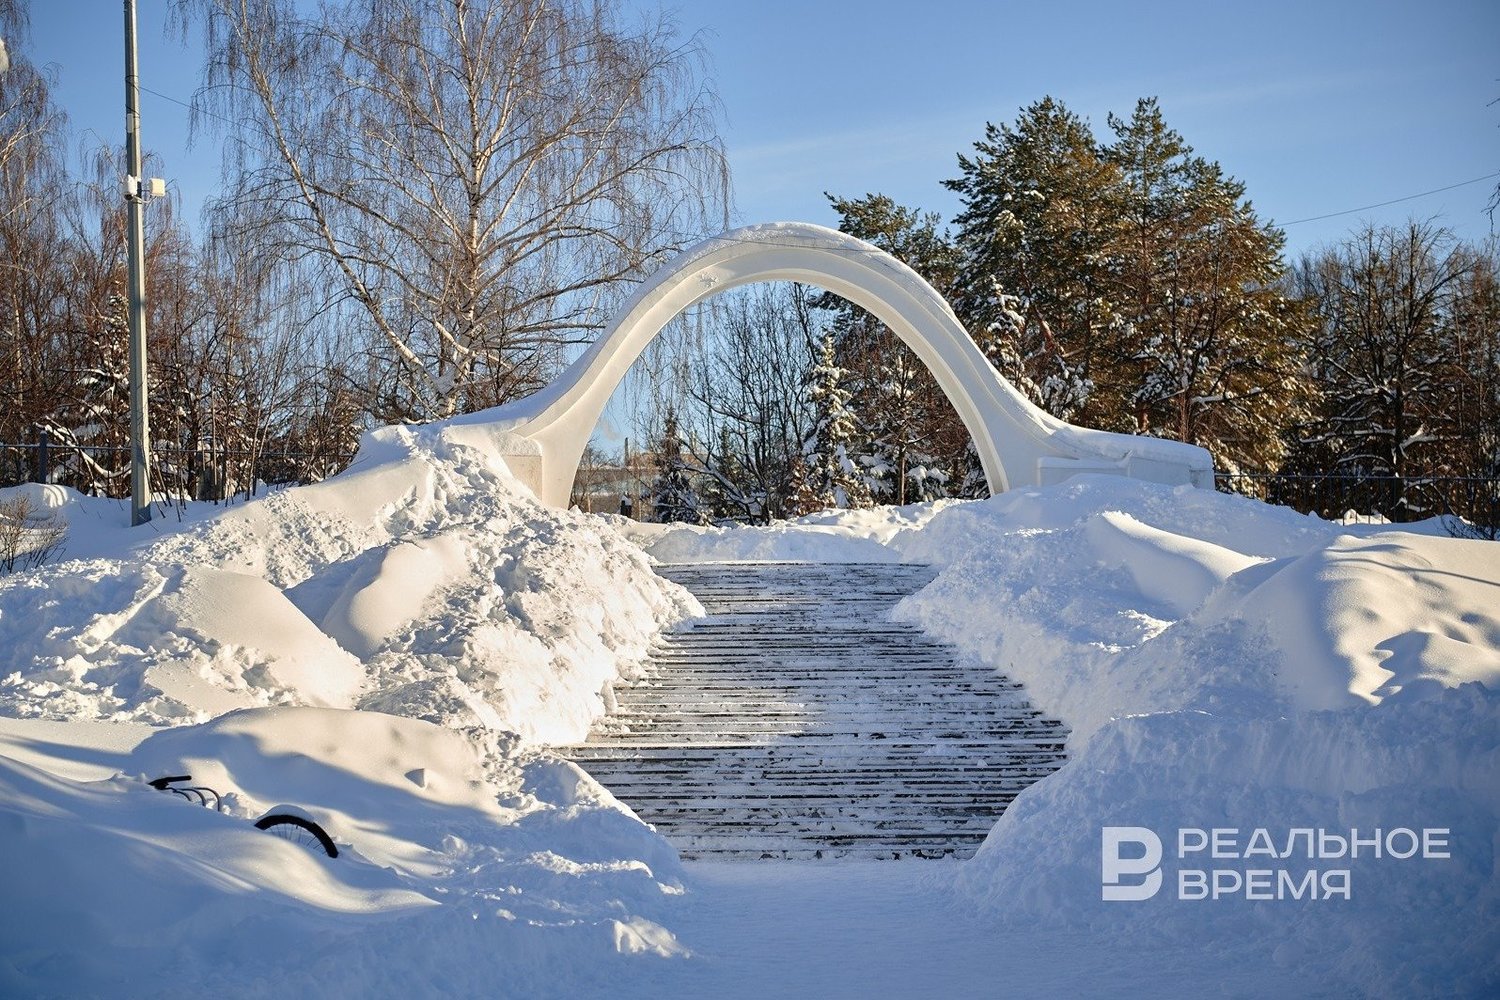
xmin=473 ymin=222 xmax=1212 ymax=507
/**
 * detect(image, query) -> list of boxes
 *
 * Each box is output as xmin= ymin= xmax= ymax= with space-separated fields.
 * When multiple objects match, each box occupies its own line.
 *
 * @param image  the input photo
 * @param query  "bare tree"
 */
xmin=1288 ymin=222 xmax=1483 ymax=517
xmin=681 ymin=283 xmax=816 ymax=521
xmin=0 ymin=492 xmax=67 ymax=573
xmin=0 ymin=5 xmax=71 ymax=449
xmin=177 ymin=0 xmax=729 ymax=420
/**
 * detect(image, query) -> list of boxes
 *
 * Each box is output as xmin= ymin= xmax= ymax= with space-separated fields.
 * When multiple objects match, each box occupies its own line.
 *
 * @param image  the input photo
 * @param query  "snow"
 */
xmin=954 ymin=688 xmax=1500 ymax=995
xmin=1 ymin=420 xmax=698 ymax=744
xmin=3 ymin=447 xmax=1498 ymax=995
xmin=890 ymin=476 xmax=1500 ymax=737
xmin=623 ymin=477 xmax=1498 ymax=994
xmin=626 ymin=500 xmax=957 ymax=563
xmin=0 ymin=707 xmax=687 ymax=999
xmin=635 ymin=475 xmax=1500 ymax=994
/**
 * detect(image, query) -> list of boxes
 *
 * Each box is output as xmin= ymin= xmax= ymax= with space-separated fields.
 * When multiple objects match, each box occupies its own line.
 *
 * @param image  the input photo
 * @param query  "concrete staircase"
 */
xmin=560 ymin=562 xmax=1068 ymax=860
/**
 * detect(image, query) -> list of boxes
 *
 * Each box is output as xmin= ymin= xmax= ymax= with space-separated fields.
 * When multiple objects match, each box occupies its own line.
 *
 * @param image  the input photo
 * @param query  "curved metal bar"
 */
xmin=148 ymin=774 xmax=192 ymax=790
xmin=150 ymin=775 xmax=226 ymax=811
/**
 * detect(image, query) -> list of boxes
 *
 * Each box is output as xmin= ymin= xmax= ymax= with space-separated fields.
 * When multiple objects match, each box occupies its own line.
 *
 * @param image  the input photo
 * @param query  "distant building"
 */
xmin=570 ymin=453 xmax=657 ymax=519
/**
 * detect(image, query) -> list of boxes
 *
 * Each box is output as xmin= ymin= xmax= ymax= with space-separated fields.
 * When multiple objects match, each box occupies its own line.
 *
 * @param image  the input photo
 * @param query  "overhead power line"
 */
xmin=1281 ymin=171 xmax=1500 ymax=226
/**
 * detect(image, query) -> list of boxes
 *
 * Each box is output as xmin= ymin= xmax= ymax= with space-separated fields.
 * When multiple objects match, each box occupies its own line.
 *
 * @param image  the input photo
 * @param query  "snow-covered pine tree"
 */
xmin=956 ymin=277 xmax=1033 ymax=496
xmin=649 ymin=408 xmax=706 ymax=524
xmin=945 ymin=96 xmax=1123 ymax=426
xmin=858 ymin=347 xmax=949 ymax=506
xmin=1102 ymin=98 xmax=1308 ymax=473
xmin=822 ymin=193 xmax=969 ymax=499
xmin=791 ymin=332 xmax=868 ymax=513
xmin=956 ymin=440 xmax=988 ymax=499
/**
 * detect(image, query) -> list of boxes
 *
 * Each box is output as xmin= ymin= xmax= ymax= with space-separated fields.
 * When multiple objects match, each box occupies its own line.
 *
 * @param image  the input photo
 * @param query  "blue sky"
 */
xmin=25 ymin=0 xmax=1500 ymax=261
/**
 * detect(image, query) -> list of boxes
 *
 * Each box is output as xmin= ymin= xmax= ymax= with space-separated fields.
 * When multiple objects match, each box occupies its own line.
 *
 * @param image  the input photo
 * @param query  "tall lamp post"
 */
xmin=123 ymin=0 xmax=160 ymax=526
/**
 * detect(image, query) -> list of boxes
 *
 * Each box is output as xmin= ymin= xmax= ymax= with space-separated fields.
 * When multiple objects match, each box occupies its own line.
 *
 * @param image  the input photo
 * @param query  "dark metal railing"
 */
xmin=1 ymin=430 xmax=354 ymax=503
xmin=1216 ymin=471 xmax=1499 ymax=538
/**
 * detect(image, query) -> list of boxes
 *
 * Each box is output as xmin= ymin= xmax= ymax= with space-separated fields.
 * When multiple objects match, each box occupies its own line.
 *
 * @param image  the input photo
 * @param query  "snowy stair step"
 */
xmin=589 ymin=736 xmax=1065 ymax=748
xmin=591 ymin=795 xmax=1032 ymax=811
xmin=553 ymin=561 xmax=1068 ymax=860
xmin=580 ymin=766 xmax=1064 ymax=782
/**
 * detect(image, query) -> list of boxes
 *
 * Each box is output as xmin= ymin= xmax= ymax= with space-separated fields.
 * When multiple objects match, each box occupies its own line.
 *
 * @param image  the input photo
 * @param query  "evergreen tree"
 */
xmin=791 ymin=332 xmax=868 ymax=513
xmin=945 ymin=97 xmax=1124 ymax=425
xmin=947 ymin=97 xmax=1308 ymax=473
xmin=649 ymin=408 xmax=705 ymax=524
xmin=858 ymin=347 xmax=950 ymax=505
xmin=1102 ymin=98 xmax=1310 ymax=473
xmin=956 ymin=440 xmax=989 ymax=499
xmin=822 ymin=193 xmax=969 ymax=499
xmin=953 ymin=277 xmax=1028 ymax=497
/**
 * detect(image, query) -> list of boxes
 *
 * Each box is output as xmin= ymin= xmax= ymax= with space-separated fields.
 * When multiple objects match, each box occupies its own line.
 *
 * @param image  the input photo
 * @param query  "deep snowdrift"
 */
xmin=0 ymin=707 xmax=688 ymax=998
xmin=639 ymin=476 xmax=1500 ymax=994
xmin=891 ymin=477 xmax=1500 ymax=739
xmin=0 ymin=424 xmax=707 ymax=996
xmin=0 ymin=420 xmax=698 ymax=744
xmin=955 ymin=686 xmax=1500 ymax=995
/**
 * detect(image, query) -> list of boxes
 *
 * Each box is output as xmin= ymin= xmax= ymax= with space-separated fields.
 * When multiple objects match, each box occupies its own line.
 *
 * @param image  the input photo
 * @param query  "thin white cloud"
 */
xmin=1148 ymin=68 xmax=1383 ymax=114
xmin=733 ymin=115 xmax=969 ymax=168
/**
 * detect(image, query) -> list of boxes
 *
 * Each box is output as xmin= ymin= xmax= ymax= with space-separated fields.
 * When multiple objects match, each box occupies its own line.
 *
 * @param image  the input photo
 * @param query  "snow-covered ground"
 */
xmin=2 ymin=437 xmax=1497 ymax=996
xmin=0 ymin=420 xmax=697 ymax=744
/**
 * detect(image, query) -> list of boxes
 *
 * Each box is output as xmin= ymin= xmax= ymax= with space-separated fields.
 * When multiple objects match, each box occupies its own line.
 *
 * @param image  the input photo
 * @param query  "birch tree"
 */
xmin=178 ymin=0 xmax=728 ymax=420
xmin=683 ymin=283 xmax=816 ymax=521
xmin=0 ymin=4 xmax=70 ymax=449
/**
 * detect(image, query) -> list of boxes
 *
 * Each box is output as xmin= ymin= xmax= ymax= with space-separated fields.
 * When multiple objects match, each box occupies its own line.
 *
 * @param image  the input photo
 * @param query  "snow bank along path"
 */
xmin=0 ymin=418 xmax=700 ymax=744
xmin=0 ymin=707 xmax=694 ymax=998
xmin=1 ymin=425 xmax=717 ymax=994
xmin=0 ymin=704 xmax=1318 ymax=1000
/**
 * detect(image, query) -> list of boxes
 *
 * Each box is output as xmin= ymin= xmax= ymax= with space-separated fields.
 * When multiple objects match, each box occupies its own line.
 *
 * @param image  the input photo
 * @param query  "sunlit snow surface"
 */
xmin=1 ymin=456 xmax=1498 ymax=996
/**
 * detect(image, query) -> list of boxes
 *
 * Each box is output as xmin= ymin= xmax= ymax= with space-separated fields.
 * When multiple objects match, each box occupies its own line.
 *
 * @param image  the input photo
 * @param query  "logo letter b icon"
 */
xmin=1102 ymin=826 xmax=1163 ymax=901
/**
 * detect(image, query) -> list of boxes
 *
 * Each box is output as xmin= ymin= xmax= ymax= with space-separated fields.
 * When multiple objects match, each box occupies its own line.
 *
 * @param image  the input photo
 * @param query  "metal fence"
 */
xmin=1215 ymin=471 xmax=1500 ymax=537
xmin=1 ymin=432 xmax=354 ymax=503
